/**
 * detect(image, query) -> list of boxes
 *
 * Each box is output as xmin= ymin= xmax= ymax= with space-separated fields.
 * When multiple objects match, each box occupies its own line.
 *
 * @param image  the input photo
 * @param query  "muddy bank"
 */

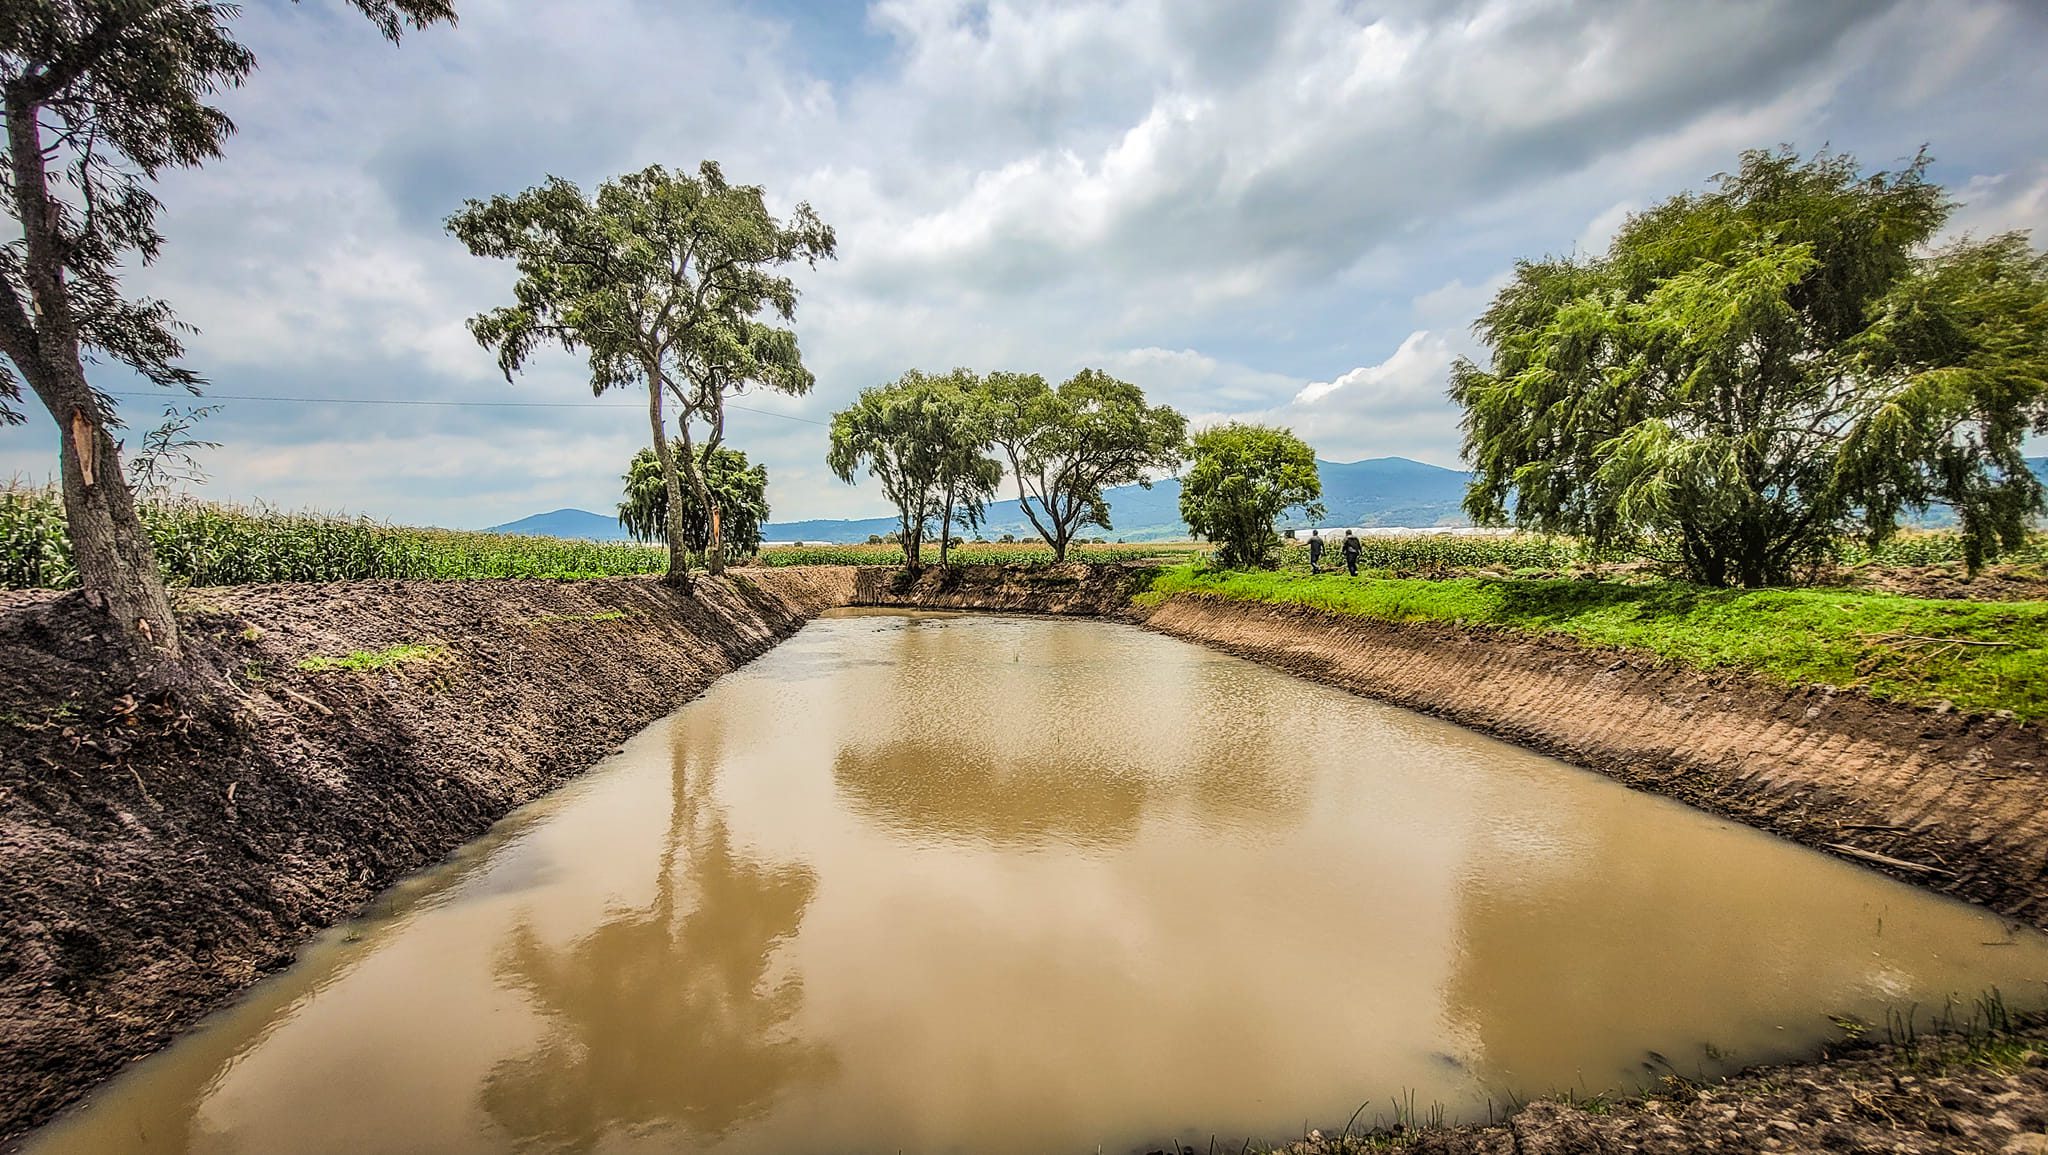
xmin=851 ymin=560 xmax=1152 ymax=614
xmin=1277 ymin=1014 xmax=2048 ymax=1155
xmin=1139 ymin=593 xmax=2048 ymax=933
xmin=0 ymin=567 xmax=854 ymax=1142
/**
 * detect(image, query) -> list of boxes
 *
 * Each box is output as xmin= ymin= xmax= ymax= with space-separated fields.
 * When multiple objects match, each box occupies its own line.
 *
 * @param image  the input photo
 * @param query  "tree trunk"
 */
xmin=644 ymin=377 xmax=691 ymax=585
xmin=5 ymin=94 xmax=214 ymax=702
xmin=670 ymin=401 xmax=721 ymax=577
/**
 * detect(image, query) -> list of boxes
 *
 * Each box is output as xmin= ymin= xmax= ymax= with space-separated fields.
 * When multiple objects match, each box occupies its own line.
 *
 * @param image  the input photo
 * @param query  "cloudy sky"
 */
xmin=5 ymin=0 xmax=2046 ymax=527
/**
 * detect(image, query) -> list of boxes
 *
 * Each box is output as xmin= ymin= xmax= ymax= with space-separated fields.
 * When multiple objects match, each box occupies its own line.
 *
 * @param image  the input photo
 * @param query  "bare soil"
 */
xmin=1260 ymin=1018 xmax=2048 ymax=1154
xmin=0 ymin=568 xmax=853 ymax=1143
xmin=1138 ymin=592 xmax=2048 ymax=932
xmin=7 ymin=563 xmax=2048 ymax=1154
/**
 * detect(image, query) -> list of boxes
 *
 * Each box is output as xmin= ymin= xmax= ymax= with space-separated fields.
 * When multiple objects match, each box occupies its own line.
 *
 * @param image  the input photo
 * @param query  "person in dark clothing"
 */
xmin=1341 ymin=530 xmax=1362 ymax=576
xmin=1307 ymin=530 xmax=1325 ymax=574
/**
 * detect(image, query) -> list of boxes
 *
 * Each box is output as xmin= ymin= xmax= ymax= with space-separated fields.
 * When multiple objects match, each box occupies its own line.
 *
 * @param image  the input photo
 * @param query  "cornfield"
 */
xmin=1 ymin=486 xmax=667 ymax=589
xmin=1837 ymin=531 xmax=2048 ymax=568
xmin=1274 ymin=533 xmax=1584 ymax=572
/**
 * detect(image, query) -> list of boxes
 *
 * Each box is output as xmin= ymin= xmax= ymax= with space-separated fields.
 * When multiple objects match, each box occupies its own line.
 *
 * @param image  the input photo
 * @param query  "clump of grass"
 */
xmin=296 ymin=643 xmax=446 ymax=673
xmin=1147 ymin=564 xmax=2048 ymax=719
xmin=530 ymin=610 xmax=632 ymax=624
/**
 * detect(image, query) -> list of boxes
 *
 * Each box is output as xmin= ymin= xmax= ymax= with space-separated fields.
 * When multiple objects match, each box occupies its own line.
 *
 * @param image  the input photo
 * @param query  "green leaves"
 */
xmin=984 ymin=367 xmax=1186 ymax=559
xmin=619 ymin=444 xmax=769 ymax=562
xmin=1454 ymin=145 xmax=2045 ymax=586
xmin=448 ymin=160 xmax=833 ymax=576
xmin=1178 ymin=423 xmax=1323 ymax=569
xmin=827 ymin=369 xmax=999 ymax=568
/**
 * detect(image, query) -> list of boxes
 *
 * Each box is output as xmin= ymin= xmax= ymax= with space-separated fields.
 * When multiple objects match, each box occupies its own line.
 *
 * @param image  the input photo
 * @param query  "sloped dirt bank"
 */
xmin=1278 ymin=1015 xmax=2048 ymax=1155
xmin=852 ymin=560 xmax=1152 ymax=614
xmin=0 ymin=567 xmax=855 ymax=1143
xmin=1140 ymin=593 xmax=2048 ymax=934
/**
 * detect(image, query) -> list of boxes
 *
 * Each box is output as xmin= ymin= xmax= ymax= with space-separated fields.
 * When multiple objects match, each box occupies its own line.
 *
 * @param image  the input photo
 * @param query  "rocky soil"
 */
xmin=0 ymin=568 xmax=853 ymax=1142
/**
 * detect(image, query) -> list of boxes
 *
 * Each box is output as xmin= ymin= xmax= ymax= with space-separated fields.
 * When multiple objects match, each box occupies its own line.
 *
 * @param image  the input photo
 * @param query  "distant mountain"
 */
xmin=486 ymin=508 xmax=632 ymax=541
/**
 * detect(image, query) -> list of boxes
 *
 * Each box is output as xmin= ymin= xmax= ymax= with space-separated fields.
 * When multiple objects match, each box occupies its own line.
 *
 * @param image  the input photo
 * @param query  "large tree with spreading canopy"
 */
xmin=981 ymin=368 xmax=1186 ymax=562
xmin=826 ymin=369 xmax=999 ymax=571
xmin=447 ymin=162 xmax=832 ymax=583
xmin=0 ymin=0 xmax=453 ymax=700
xmin=1452 ymin=147 xmax=2048 ymax=586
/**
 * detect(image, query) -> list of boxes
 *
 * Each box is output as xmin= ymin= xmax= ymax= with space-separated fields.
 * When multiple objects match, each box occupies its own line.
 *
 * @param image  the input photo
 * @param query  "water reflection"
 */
xmin=480 ymin=728 xmax=833 ymax=1152
xmin=23 ymin=612 xmax=2048 ymax=1155
xmin=1438 ymin=760 xmax=2048 ymax=1097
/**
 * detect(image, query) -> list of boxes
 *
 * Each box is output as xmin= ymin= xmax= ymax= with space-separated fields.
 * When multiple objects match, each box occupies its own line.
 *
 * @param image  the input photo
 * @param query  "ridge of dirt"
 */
xmin=1262 ymin=1016 xmax=2048 ymax=1154
xmin=0 ymin=567 xmax=855 ymax=1143
xmin=851 ymin=560 xmax=1152 ymax=614
xmin=1138 ymin=592 xmax=2048 ymax=933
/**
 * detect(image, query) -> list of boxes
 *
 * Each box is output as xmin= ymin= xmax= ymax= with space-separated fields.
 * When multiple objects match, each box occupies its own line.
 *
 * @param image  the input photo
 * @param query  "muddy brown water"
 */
xmin=27 ymin=610 xmax=2048 ymax=1154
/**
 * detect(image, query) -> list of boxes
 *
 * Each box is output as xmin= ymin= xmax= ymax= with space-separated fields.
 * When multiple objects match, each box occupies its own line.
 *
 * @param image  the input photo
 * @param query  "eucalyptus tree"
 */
xmin=1453 ymin=147 xmax=2047 ymax=586
xmin=447 ymin=162 xmax=832 ymax=584
xmin=1179 ymin=423 xmax=1324 ymax=569
xmin=619 ymin=443 xmax=768 ymax=564
xmin=672 ymin=318 xmax=811 ymax=573
xmin=827 ymin=369 xmax=998 ymax=571
xmin=981 ymin=368 xmax=1185 ymax=561
xmin=0 ymin=0 xmax=452 ymax=698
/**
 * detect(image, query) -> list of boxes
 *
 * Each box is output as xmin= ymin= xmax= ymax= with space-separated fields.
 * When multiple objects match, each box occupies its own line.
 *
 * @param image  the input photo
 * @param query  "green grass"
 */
xmin=529 ymin=610 xmax=633 ymax=624
xmin=1146 ymin=565 xmax=2048 ymax=719
xmin=296 ymin=643 xmax=447 ymax=673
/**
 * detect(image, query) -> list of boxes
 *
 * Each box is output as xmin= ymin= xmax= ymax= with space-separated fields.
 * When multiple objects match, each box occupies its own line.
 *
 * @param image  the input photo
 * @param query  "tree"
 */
xmin=447 ymin=162 xmax=831 ymax=585
xmin=1179 ymin=423 xmax=1324 ymax=569
xmin=982 ymin=368 xmax=1186 ymax=561
xmin=619 ymin=443 xmax=769 ymax=563
xmin=1452 ymin=147 xmax=2047 ymax=587
xmin=1842 ymin=234 xmax=2048 ymax=571
xmin=826 ymin=369 xmax=998 ymax=572
xmin=0 ymin=0 xmax=452 ymax=697
xmin=672 ymin=318 xmax=814 ymax=574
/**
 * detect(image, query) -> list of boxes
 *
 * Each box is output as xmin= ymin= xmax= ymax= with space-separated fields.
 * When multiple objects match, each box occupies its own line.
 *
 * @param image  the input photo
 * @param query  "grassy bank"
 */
xmin=1145 ymin=565 xmax=2048 ymax=720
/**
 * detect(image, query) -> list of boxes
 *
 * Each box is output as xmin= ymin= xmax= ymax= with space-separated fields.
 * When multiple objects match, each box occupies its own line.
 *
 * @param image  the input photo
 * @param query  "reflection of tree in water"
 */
xmin=834 ymin=740 xmax=1151 ymax=850
xmin=835 ymin=620 xmax=1310 ymax=850
xmin=479 ymin=734 xmax=833 ymax=1153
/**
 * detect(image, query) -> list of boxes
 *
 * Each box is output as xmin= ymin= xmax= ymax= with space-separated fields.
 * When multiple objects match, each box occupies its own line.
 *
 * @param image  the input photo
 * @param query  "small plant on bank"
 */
xmin=296 ymin=643 xmax=447 ymax=673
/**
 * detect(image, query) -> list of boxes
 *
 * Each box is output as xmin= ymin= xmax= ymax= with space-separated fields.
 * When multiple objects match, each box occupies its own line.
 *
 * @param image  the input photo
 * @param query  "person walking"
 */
xmin=1341 ymin=530 xmax=1362 ymax=577
xmin=1307 ymin=530 xmax=1325 ymax=574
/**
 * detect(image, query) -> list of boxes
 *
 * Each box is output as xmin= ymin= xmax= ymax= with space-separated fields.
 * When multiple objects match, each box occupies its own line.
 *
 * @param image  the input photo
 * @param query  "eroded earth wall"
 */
xmin=1141 ymin=592 xmax=2048 ymax=934
xmin=0 ymin=567 xmax=855 ymax=1141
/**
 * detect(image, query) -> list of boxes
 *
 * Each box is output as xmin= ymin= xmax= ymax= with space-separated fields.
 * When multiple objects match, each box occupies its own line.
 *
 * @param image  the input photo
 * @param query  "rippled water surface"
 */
xmin=29 ymin=610 xmax=2048 ymax=1154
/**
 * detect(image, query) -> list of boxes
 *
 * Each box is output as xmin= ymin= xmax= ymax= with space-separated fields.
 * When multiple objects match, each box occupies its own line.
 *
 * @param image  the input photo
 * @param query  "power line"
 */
xmin=105 ymin=390 xmax=833 ymax=426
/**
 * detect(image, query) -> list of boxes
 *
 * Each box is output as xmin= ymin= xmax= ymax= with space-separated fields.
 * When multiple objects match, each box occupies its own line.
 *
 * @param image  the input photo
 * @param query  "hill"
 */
xmin=486 ymin=508 xmax=632 ymax=541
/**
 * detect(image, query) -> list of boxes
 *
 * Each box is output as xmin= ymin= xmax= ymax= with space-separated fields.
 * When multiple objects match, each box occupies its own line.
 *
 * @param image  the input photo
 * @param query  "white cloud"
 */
xmin=7 ymin=0 xmax=2046 ymax=524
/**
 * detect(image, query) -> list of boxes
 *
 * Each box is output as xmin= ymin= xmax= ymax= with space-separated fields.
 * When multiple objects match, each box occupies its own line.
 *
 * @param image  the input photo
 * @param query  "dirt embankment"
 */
xmin=1139 ymin=594 xmax=2048 ymax=931
xmin=0 ymin=567 xmax=854 ymax=1142
xmin=853 ymin=561 xmax=1151 ymax=615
